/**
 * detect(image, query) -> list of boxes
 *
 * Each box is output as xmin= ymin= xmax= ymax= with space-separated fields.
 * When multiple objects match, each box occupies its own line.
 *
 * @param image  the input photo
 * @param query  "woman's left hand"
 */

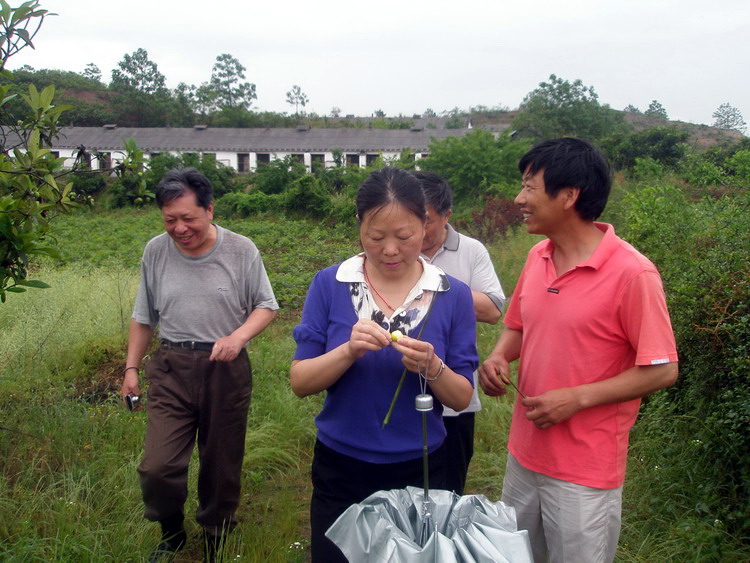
xmin=391 ymin=336 xmax=439 ymax=378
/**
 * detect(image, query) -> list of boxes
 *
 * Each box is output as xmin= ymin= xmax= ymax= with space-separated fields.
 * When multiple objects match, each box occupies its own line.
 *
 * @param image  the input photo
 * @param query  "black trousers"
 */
xmin=310 ymin=438 xmax=447 ymax=562
xmin=442 ymin=412 xmax=476 ymax=495
xmin=138 ymin=346 xmax=252 ymax=535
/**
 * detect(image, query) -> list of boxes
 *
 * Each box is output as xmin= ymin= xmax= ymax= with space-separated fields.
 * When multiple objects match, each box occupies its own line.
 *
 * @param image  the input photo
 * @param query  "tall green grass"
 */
xmin=2 ymin=208 xmax=748 ymax=561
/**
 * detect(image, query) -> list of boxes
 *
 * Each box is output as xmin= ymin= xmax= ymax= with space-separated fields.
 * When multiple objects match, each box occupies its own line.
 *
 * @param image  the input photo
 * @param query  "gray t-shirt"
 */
xmin=133 ymin=225 xmax=278 ymax=343
xmin=422 ymin=224 xmax=505 ymax=415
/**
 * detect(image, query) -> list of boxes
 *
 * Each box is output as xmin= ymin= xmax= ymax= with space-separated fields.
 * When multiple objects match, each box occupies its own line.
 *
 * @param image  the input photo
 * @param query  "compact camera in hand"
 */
xmin=125 ymin=393 xmax=141 ymax=411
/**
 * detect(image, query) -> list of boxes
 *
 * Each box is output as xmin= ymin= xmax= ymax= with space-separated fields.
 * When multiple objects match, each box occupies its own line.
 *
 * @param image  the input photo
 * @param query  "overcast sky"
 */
xmin=9 ymin=0 xmax=749 ymax=128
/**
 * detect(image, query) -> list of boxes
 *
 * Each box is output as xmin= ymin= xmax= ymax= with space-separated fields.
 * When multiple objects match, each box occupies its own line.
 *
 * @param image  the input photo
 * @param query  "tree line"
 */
xmin=5 ymin=50 xmax=318 ymax=128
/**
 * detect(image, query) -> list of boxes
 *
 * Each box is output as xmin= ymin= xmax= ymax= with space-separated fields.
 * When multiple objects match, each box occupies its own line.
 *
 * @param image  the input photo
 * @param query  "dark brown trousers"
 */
xmin=137 ymin=345 xmax=252 ymax=535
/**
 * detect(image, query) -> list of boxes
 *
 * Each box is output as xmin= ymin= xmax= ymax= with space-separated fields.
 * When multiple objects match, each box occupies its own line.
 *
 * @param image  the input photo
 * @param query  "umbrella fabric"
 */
xmin=326 ymin=486 xmax=533 ymax=562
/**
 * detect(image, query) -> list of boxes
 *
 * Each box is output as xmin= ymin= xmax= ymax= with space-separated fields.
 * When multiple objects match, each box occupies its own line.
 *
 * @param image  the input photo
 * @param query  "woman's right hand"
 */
xmin=347 ymin=319 xmax=391 ymax=360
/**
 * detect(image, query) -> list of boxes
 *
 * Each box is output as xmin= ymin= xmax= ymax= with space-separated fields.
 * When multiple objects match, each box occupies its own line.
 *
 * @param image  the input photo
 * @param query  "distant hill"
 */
xmin=622 ymin=112 xmax=744 ymax=148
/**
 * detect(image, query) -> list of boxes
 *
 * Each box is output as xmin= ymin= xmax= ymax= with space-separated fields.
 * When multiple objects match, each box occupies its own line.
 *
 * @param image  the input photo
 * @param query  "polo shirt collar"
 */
xmin=443 ymin=224 xmax=460 ymax=251
xmin=423 ymin=224 xmax=459 ymax=263
xmin=538 ymin=222 xmax=618 ymax=271
xmin=336 ymin=253 xmax=450 ymax=292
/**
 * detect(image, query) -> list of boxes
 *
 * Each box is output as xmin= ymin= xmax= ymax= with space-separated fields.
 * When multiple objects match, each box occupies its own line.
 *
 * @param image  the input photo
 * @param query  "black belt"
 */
xmin=161 ymin=339 xmax=214 ymax=351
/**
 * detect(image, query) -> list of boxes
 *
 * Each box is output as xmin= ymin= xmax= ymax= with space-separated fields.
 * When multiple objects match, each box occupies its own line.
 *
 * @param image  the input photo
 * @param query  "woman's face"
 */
xmin=360 ymin=202 xmax=425 ymax=279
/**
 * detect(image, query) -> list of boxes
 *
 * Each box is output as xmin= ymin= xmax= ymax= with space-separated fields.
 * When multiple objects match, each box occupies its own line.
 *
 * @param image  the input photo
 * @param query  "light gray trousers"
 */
xmin=502 ymin=454 xmax=622 ymax=563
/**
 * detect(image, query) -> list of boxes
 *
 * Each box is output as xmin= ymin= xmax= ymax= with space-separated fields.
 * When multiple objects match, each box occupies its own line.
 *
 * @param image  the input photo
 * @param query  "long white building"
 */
xmin=22 ymin=125 xmax=486 ymax=172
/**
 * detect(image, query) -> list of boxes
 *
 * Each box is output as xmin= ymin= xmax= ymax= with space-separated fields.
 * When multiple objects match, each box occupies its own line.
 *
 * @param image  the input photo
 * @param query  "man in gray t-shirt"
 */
xmin=120 ymin=168 xmax=278 ymax=561
xmin=415 ymin=171 xmax=505 ymax=495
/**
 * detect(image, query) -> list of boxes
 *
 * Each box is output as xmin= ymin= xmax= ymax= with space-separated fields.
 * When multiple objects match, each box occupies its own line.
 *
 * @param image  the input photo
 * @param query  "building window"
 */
xmin=237 ymin=153 xmax=250 ymax=172
xmin=366 ymin=154 xmax=379 ymax=166
xmin=150 ymin=152 xmax=161 ymax=159
xmin=346 ymin=153 xmax=359 ymax=167
xmin=76 ymin=149 xmax=92 ymax=168
xmin=256 ymin=153 xmax=271 ymax=166
xmin=291 ymin=153 xmax=304 ymax=164
xmin=98 ymin=152 xmax=112 ymax=169
xmin=311 ymin=154 xmax=325 ymax=171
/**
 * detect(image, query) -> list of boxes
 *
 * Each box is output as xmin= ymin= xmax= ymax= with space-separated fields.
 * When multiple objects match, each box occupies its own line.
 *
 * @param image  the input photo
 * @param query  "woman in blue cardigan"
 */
xmin=290 ymin=167 xmax=479 ymax=562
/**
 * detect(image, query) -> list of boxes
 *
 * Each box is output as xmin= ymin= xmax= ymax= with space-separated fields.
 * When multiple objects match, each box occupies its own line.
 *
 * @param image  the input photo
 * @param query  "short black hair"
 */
xmin=155 ymin=167 xmax=213 ymax=210
xmin=356 ymin=167 xmax=426 ymax=223
xmin=518 ymin=138 xmax=611 ymax=220
xmin=413 ymin=171 xmax=452 ymax=216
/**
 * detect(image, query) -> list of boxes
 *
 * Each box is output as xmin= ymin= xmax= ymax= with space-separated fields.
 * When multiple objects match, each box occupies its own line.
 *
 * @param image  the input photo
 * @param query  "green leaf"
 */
xmin=0 ymin=1 xmax=11 ymax=23
xmin=14 ymin=27 xmax=30 ymax=47
xmin=16 ymin=279 xmax=50 ymax=288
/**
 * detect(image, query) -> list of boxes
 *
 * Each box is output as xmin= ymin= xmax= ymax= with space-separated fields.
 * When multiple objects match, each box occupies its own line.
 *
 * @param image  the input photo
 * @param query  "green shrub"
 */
xmin=141 ymin=153 xmax=237 ymax=199
xmin=420 ymin=131 xmax=530 ymax=207
xmin=143 ymin=153 xmax=182 ymax=188
xmin=454 ymin=196 xmax=524 ymax=244
xmin=215 ymin=191 xmax=283 ymax=217
xmin=679 ymin=153 xmax=727 ymax=188
xmin=726 ymin=149 xmax=750 ymax=187
xmin=617 ymin=186 xmax=750 ymax=537
xmin=316 ymin=164 xmax=368 ymax=195
xmin=283 ymin=175 xmax=331 ymax=217
xmin=630 ymin=156 xmax=666 ymax=182
xmin=325 ymin=193 xmax=357 ymax=227
xmin=69 ymin=170 xmax=107 ymax=197
xmin=197 ymin=154 xmax=237 ymax=198
xmin=104 ymin=177 xmax=138 ymax=209
xmin=251 ymin=157 xmax=307 ymax=194
xmin=603 ymin=126 xmax=689 ymax=169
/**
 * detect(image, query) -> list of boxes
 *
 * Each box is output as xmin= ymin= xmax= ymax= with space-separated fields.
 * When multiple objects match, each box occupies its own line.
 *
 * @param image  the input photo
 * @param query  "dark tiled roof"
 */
xmin=38 ymin=126 xmax=475 ymax=153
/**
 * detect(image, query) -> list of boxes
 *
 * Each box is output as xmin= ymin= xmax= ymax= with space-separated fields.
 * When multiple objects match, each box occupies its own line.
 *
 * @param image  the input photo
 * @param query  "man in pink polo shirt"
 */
xmin=479 ymin=138 xmax=678 ymax=563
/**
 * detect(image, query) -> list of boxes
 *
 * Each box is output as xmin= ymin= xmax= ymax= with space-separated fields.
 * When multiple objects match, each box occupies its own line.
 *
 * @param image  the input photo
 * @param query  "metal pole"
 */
xmin=421 ymin=410 xmax=429 ymax=499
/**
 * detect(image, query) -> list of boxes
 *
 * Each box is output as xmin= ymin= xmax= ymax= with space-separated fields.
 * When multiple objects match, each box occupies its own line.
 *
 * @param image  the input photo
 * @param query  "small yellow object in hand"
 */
xmin=391 ymin=330 xmax=404 ymax=342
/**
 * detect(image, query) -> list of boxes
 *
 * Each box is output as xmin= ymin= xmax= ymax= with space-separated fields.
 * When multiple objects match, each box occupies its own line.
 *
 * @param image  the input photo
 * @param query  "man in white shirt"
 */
xmin=414 ymin=171 xmax=506 ymax=494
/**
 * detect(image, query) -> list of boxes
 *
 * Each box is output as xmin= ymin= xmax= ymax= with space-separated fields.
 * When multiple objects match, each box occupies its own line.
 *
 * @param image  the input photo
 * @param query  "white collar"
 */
xmin=336 ymin=253 xmax=449 ymax=293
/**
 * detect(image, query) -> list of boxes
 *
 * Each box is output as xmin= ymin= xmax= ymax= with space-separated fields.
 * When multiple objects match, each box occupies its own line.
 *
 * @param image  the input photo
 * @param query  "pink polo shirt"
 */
xmin=505 ymin=223 xmax=677 ymax=489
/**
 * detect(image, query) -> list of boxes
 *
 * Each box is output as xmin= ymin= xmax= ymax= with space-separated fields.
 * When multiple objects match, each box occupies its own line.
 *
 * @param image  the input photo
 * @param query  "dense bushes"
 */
xmin=251 ymin=156 xmax=307 ymax=195
xmin=214 ymin=174 xmax=357 ymax=227
xmin=215 ymin=155 xmax=369 ymax=224
xmin=151 ymin=153 xmax=237 ymax=198
xmin=454 ymin=196 xmax=524 ymax=243
xmin=615 ymin=185 xmax=750 ymax=538
xmin=101 ymin=151 xmax=238 ymax=208
xmin=602 ymin=126 xmax=690 ymax=169
xmin=216 ymin=191 xmax=283 ymax=216
xmin=419 ymin=130 xmax=531 ymax=205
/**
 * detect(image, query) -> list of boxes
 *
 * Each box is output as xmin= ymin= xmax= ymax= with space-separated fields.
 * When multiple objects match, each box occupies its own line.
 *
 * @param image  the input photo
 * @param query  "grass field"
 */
xmin=1 ymin=208 xmax=747 ymax=561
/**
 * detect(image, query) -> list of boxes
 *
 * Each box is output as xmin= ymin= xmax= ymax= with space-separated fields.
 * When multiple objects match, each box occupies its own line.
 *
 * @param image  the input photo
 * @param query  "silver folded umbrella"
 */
xmin=327 ymin=393 xmax=533 ymax=561
xmin=326 ymin=486 xmax=533 ymax=562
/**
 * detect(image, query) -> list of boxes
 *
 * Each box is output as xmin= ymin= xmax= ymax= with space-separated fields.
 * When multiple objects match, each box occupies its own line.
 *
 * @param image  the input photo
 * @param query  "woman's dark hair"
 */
xmin=413 ymin=171 xmax=453 ymax=216
xmin=356 ymin=167 xmax=426 ymax=223
xmin=518 ymin=138 xmax=611 ymax=220
xmin=155 ymin=167 xmax=213 ymax=209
